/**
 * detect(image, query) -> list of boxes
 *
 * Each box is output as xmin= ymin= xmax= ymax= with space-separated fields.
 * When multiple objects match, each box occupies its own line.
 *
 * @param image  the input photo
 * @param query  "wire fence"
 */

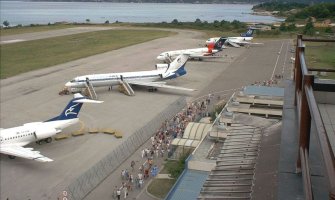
xmin=65 ymin=96 xmax=187 ymax=200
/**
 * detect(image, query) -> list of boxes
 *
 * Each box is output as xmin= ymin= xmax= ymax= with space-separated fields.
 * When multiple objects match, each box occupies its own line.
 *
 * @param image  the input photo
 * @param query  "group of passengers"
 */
xmin=252 ymin=73 xmax=283 ymax=86
xmin=113 ymin=95 xmax=214 ymax=199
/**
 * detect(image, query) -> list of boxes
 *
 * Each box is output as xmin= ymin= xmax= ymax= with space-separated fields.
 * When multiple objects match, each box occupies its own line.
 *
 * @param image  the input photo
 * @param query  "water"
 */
xmin=0 ymin=1 xmax=283 ymax=26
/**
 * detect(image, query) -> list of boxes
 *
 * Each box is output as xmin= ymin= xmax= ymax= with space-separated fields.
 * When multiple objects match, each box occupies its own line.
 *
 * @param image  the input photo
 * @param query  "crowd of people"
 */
xmin=251 ymin=74 xmax=283 ymax=87
xmin=112 ymin=95 xmax=215 ymax=199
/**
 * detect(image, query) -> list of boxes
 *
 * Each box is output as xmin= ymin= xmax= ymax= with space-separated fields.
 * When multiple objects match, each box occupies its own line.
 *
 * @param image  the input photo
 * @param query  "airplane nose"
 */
xmin=65 ymin=82 xmax=72 ymax=87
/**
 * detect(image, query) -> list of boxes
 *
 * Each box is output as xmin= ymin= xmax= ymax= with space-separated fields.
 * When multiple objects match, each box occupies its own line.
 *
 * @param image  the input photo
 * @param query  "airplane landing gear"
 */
xmin=148 ymin=88 xmax=158 ymax=92
xmin=45 ymin=137 xmax=52 ymax=143
xmin=8 ymin=155 xmax=16 ymax=159
xmin=36 ymin=137 xmax=52 ymax=145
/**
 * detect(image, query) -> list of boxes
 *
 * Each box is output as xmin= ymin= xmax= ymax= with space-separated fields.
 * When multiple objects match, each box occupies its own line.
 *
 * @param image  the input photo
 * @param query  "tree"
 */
xmin=171 ymin=19 xmax=179 ymax=24
xmin=285 ymin=15 xmax=296 ymax=23
xmin=303 ymin=17 xmax=315 ymax=36
xmin=287 ymin=23 xmax=296 ymax=31
xmin=195 ymin=18 xmax=202 ymax=23
xmin=279 ymin=23 xmax=287 ymax=31
xmin=325 ymin=27 xmax=333 ymax=34
xmin=3 ymin=20 xmax=9 ymax=27
xmin=86 ymin=19 xmax=90 ymax=23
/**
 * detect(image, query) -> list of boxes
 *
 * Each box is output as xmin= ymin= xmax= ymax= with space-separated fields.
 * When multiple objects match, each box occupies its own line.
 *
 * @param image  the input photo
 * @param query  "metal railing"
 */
xmin=294 ymin=34 xmax=335 ymax=200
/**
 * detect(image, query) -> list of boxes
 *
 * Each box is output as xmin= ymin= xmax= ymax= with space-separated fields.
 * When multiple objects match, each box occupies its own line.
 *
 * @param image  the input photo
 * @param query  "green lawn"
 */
xmin=0 ymin=24 xmax=76 ymax=36
xmin=305 ymin=42 xmax=335 ymax=79
xmin=147 ymin=178 xmax=176 ymax=199
xmin=0 ymin=29 xmax=174 ymax=79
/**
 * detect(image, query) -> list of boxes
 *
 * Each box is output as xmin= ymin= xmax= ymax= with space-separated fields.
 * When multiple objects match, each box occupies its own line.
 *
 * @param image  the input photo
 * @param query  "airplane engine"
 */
xmin=155 ymin=64 xmax=169 ymax=71
xmin=34 ymin=127 xmax=59 ymax=140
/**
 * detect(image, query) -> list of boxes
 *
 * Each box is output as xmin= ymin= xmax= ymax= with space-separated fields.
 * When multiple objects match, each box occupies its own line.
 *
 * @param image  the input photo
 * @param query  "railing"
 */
xmin=294 ymin=34 xmax=335 ymax=200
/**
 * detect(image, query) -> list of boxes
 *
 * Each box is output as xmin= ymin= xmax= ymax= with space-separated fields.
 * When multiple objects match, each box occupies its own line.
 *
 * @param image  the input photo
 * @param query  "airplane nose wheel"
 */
xmin=36 ymin=137 xmax=52 ymax=145
xmin=45 ymin=137 xmax=52 ymax=143
xmin=36 ymin=140 xmax=43 ymax=145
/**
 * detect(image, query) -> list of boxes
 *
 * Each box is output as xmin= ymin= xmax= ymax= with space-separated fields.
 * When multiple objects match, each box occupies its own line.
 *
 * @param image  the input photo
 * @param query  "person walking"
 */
xmin=131 ymin=160 xmax=135 ymax=171
xmin=116 ymin=188 xmax=121 ymax=200
xmin=123 ymin=185 xmax=128 ymax=199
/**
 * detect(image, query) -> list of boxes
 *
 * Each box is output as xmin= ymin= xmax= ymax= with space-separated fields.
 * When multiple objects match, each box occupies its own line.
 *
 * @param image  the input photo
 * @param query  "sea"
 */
xmin=0 ymin=1 xmax=283 ymax=26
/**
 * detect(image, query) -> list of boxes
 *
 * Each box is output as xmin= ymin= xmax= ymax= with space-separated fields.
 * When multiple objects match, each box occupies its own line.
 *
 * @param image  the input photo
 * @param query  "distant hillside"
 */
xmin=253 ymin=2 xmax=335 ymax=21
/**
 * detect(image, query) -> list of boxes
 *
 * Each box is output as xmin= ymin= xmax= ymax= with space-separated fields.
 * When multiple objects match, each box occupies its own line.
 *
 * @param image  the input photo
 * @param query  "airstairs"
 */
xmin=118 ymin=80 xmax=135 ymax=96
xmin=164 ymin=54 xmax=173 ymax=63
xmin=84 ymin=79 xmax=98 ymax=100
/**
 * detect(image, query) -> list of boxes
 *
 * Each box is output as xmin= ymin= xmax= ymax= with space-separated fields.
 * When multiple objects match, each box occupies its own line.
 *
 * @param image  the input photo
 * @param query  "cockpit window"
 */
xmin=70 ymin=79 xmax=75 ymax=83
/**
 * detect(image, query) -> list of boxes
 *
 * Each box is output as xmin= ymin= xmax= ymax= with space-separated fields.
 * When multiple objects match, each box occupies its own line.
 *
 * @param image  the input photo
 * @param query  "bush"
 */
xmin=165 ymin=153 xmax=188 ymax=178
xmin=3 ymin=20 xmax=10 ymax=27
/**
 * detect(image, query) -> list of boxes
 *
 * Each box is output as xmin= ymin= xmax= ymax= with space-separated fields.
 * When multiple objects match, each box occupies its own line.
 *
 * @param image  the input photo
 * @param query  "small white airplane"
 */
xmin=206 ymin=28 xmax=263 ymax=48
xmin=65 ymin=54 xmax=196 ymax=96
xmin=157 ymin=37 xmax=227 ymax=62
xmin=0 ymin=94 xmax=103 ymax=162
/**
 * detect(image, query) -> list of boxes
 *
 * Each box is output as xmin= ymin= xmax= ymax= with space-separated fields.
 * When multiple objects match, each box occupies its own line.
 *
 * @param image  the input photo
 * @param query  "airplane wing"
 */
xmin=231 ymin=41 xmax=263 ymax=47
xmin=0 ymin=145 xmax=53 ymax=162
xmin=227 ymin=41 xmax=241 ymax=48
xmin=128 ymin=81 xmax=196 ymax=92
xmin=189 ymin=54 xmax=223 ymax=59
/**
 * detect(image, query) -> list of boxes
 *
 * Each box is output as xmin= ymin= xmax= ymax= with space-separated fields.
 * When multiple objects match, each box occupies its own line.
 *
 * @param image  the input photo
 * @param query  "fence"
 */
xmin=294 ymin=34 xmax=335 ymax=199
xmin=65 ymin=96 xmax=187 ymax=200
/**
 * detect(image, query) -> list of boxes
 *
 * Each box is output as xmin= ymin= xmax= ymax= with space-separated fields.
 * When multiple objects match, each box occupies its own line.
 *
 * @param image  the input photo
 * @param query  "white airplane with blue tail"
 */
xmin=206 ymin=28 xmax=263 ymax=48
xmin=0 ymin=94 xmax=102 ymax=162
xmin=65 ymin=54 xmax=196 ymax=96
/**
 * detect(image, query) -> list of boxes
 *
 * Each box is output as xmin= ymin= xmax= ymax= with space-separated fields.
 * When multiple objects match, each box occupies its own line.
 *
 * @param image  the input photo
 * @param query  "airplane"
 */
xmin=0 ymin=94 xmax=103 ymax=162
xmin=156 ymin=37 xmax=227 ymax=62
xmin=205 ymin=28 xmax=263 ymax=48
xmin=65 ymin=54 xmax=196 ymax=96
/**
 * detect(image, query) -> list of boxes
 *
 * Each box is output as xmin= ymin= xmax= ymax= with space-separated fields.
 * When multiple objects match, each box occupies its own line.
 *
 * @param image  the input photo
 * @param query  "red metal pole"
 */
xmin=294 ymin=35 xmax=303 ymax=106
xmin=296 ymin=74 xmax=313 ymax=173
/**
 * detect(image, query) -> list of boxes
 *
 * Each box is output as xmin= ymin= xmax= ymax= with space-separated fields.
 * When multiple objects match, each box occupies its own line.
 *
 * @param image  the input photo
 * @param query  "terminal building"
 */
xmin=165 ymin=35 xmax=335 ymax=200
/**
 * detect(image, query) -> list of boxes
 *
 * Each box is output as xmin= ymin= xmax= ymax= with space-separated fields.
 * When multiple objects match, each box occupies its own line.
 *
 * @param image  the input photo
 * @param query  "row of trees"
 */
xmin=252 ymin=2 xmax=307 ymax=12
xmin=253 ymin=2 xmax=335 ymax=21
xmin=138 ymin=18 xmax=246 ymax=32
xmin=293 ymin=3 xmax=335 ymax=19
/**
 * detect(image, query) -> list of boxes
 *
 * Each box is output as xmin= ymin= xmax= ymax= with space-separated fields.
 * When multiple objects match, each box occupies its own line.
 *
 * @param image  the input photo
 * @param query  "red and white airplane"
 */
xmin=157 ymin=37 xmax=227 ymax=62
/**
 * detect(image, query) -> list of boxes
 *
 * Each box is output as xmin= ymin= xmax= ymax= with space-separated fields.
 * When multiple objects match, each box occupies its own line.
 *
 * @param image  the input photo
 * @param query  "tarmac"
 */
xmin=0 ymin=26 xmax=293 ymax=199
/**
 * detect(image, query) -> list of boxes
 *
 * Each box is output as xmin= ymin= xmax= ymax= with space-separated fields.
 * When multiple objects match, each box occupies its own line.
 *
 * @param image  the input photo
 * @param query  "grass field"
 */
xmin=305 ymin=42 xmax=335 ymax=79
xmin=0 ymin=29 xmax=174 ymax=79
xmin=147 ymin=178 xmax=176 ymax=199
xmin=0 ymin=24 xmax=76 ymax=36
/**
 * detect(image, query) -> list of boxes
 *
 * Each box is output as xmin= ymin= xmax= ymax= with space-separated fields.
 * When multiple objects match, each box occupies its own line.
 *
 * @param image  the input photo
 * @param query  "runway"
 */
xmin=0 ymin=27 xmax=293 ymax=199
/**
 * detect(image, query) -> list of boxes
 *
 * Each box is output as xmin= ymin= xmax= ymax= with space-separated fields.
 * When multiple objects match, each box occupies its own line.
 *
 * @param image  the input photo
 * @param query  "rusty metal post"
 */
xmin=294 ymin=35 xmax=303 ymax=106
xmin=296 ymin=74 xmax=314 ymax=172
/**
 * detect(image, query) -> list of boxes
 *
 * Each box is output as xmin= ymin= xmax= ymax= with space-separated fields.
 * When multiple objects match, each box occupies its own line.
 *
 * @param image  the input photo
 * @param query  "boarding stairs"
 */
xmin=119 ymin=80 xmax=135 ymax=96
xmin=84 ymin=79 xmax=98 ymax=100
xmin=164 ymin=53 xmax=173 ymax=63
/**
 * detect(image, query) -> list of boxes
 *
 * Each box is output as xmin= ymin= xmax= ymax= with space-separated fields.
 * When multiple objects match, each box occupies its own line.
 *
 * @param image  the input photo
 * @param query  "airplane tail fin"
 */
xmin=162 ymin=54 xmax=190 ymax=79
xmin=214 ymin=37 xmax=227 ymax=50
xmin=240 ymin=28 xmax=255 ymax=37
xmin=46 ymin=94 xmax=103 ymax=122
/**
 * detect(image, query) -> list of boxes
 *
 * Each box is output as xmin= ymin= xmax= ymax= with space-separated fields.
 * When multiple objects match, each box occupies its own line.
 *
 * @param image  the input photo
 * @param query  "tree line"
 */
xmin=253 ymin=2 xmax=335 ymax=21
